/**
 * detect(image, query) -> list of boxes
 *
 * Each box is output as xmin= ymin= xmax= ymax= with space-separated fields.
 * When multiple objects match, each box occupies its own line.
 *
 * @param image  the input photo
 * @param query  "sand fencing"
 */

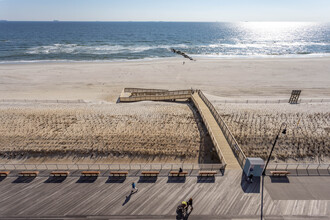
xmin=0 ymin=99 xmax=86 ymax=104
xmin=210 ymin=98 xmax=330 ymax=104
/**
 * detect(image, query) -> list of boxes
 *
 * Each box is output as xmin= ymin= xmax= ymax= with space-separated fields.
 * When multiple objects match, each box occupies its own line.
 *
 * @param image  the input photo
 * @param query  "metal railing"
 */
xmin=0 ymin=163 xmax=225 ymax=171
xmin=267 ymin=163 xmax=330 ymax=176
xmin=197 ymin=90 xmax=246 ymax=168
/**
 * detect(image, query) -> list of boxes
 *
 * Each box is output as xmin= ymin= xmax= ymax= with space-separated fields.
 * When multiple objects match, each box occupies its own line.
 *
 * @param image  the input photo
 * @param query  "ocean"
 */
xmin=0 ymin=21 xmax=330 ymax=62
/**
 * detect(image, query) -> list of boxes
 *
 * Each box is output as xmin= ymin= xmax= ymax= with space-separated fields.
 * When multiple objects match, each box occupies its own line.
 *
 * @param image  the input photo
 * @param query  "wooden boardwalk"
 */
xmin=0 ymin=170 xmax=328 ymax=219
xmin=192 ymin=93 xmax=241 ymax=169
xmin=119 ymin=88 xmax=242 ymax=169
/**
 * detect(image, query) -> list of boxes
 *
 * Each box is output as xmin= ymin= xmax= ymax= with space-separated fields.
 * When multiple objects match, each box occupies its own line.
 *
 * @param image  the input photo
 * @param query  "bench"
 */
xmin=50 ymin=171 xmax=70 ymax=177
xmin=169 ymin=171 xmax=188 ymax=176
xmin=110 ymin=171 xmax=128 ymax=176
xmin=0 ymin=171 xmax=10 ymax=176
xmin=141 ymin=171 xmax=160 ymax=176
xmin=270 ymin=171 xmax=290 ymax=176
xmin=199 ymin=171 xmax=217 ymax=176
xmin=81 ymin=171 xmax=100 ymax=176
xmin=19 ymin=171 xmax=39 ymax=177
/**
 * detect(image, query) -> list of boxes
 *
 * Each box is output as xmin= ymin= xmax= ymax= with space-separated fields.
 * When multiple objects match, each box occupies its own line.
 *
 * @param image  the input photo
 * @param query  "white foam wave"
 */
xmin=26 ymin=43 xmax=189 ymax=55
xmin=204 ymin=41 xmax=330 ymax=49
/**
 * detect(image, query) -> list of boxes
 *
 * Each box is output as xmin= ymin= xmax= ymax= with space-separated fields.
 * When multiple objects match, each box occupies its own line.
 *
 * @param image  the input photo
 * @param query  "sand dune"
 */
xmin=0 ymin=102 xmax=216 ymax=163
xmin=214 ymin=102 xmax=330 ymax=163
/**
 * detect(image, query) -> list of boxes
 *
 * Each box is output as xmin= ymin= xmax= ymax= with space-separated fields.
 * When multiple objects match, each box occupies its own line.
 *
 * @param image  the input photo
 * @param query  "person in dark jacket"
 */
xmin=187 ymin=198 xmax=193 ymax=212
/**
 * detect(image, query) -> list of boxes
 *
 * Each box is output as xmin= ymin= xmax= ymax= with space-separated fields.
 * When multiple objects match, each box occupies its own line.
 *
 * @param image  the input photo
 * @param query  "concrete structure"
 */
xmin=244 ymin=158 xmax=265 ymax=177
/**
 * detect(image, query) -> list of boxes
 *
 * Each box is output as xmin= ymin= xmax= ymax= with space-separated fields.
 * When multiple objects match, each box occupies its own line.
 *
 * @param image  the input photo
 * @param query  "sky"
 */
xmin=0 ymin=0 xmax=329 ymax=22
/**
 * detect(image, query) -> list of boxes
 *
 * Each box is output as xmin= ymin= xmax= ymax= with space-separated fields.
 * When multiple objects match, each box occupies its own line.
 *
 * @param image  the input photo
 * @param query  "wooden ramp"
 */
xmin=118 ymin=88 xmax=244 ymax=169
xmin=192 ymin=93 xmax=241 ymax=169
xmin=119 ymin=89 xmax=192 ymax=102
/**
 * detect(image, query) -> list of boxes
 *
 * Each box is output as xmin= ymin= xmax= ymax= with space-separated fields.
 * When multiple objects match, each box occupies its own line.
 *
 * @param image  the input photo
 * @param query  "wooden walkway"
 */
xmin=192 ymin=93 xmax=241 ymax=169
xmin=118 ymin=88 xmax=242 ymax=169
xmin=0 ymin=170 xmax=328 ymax=219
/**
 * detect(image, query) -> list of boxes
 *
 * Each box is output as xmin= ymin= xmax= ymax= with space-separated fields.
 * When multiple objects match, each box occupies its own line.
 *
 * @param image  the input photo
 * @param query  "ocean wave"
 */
xmin=25 ymin=43 xmax=189 ymax=55
xmin=191 ymin=52 xmax=330 ymax=59
xmin=203 ymin=41 xmax=330 ymax=49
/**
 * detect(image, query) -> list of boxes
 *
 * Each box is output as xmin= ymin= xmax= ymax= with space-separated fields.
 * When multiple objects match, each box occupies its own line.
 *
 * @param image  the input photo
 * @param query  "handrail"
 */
xmin=0 ymin=163 xmax=225 ymax=171
xmin=120 ymin=89 xmax=193 ymax=102
xmin=191 ymin=93 xmax=227 ymax=169
xmin=124 ymin=88 xmax=169 ymax=93
xmin=197 ymin=90 xmax=246 ymax=168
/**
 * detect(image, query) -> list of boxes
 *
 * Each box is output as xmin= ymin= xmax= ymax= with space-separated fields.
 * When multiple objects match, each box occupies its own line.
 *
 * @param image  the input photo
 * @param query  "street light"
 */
xmin=262 ymin=123 xmax=287 ymax=176
xmin=261 ymin=123 xmax=287 ymax=219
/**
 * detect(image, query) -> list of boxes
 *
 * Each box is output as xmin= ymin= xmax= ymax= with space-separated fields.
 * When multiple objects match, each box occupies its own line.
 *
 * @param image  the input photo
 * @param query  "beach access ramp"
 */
xmin=119 ymin=88 xmax=244 ymax=170
xmin=119 ymin=88 xmax=192 ymax=102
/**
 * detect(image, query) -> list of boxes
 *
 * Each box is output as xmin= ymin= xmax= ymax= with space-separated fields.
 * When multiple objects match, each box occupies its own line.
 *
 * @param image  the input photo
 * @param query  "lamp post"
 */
xmin=262 ymin=123 xmax=287 ymax=176
xmin=260 ymin=123 xmax=287 ymax=219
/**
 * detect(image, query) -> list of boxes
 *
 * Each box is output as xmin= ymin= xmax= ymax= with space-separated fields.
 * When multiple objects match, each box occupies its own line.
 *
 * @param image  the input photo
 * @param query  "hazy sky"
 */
xmin=0 ymin=0 xmax=329 ymax=22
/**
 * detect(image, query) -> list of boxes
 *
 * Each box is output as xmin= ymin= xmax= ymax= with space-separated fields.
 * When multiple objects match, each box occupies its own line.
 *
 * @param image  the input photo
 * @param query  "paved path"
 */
xmin=192 ymin=93 xmax=241 ymax=169
xmin=0 ymin=170 xmax=329 ymax=219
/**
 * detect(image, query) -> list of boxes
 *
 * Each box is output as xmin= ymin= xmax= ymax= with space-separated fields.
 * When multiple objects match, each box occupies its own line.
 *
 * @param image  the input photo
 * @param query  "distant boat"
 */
xmin=53 ymin=20 xmax=59 ymax=22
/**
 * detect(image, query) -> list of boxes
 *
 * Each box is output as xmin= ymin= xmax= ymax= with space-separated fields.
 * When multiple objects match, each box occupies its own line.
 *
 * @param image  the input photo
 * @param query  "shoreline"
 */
xmin=1 ymin=55 xmax=330 ymax=65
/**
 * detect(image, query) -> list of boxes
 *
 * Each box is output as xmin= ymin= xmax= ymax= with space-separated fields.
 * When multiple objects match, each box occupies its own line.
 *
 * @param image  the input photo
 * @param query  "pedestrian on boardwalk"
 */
xmin=247 ymin=173 xmax=254 ymax=183
xmin=131 ymin=182 xmax=138 ymax=193
xmin=187 ymin=198 xmax=193 ymax=212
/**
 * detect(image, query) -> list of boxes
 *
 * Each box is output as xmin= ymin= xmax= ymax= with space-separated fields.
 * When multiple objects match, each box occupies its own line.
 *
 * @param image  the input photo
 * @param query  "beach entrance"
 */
xmin=119 ymin=88 xmax=245 ymax=170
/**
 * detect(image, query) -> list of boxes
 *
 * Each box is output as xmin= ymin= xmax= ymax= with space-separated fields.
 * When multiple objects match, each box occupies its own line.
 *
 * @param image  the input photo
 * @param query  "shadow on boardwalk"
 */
xmin=240 ymin=173 xmax=260 ymax=193
xmin=106 ymin=176 xmax=126 ymax=183
xmin=76 ymin=176 xmax=98 ymax=183
xmin=167 ymin=176 xmax=186 ymax=183
xmin=44 ymin=176 xmax=67 ymax=183
xmin=138 ymin=176 xmax=157 ymax=183
xmin=12 ymin=176 xmax=36 ymax=183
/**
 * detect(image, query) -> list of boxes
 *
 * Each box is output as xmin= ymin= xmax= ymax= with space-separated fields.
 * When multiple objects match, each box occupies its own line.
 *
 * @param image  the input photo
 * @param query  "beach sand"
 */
xmin=0 ymin=57 xmax=329 ymax=163
xmin=1 ymin=57 xmax=329 ymax=101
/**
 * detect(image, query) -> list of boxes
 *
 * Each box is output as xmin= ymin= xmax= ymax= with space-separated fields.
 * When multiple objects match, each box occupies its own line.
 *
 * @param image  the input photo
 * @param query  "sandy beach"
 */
xmin=0 ymin=57 xmax=329 ymax=163
xmin=1 ymin=57 xmax=330 ymax=101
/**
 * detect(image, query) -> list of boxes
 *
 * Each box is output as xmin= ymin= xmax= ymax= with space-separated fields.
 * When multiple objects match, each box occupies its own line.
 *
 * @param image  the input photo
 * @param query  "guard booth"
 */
xmin=243 ymin=158 xmax=265 ymax=177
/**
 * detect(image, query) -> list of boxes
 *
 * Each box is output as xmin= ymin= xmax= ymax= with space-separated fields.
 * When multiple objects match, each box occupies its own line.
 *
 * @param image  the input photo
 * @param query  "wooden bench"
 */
xmin=50 ymin=171 xmax=70 ymax=177
xmin=199 ymin=171 xmax=217 ymax=176
xmin=81 ymin=171 xmax=100 ymax=176
xmin=0 ymin=171 xmax=10 ymax=176
xmin=110 ymin=171 xmax=128 ymax=176
xmin=19 ymin=171 xmax=39 ymax=177
xmin=169 ymin=171 xmax=188 ymax=176
xmin=141 ymin=171 xmax=160 ymax=176
xmin=270 ymin=171 xmax=290 ymax=176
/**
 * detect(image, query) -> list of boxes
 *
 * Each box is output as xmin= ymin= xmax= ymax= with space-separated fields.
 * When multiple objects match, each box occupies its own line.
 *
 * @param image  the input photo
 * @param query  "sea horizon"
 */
xmin=1 ymin=21 xmax=330 ymax=62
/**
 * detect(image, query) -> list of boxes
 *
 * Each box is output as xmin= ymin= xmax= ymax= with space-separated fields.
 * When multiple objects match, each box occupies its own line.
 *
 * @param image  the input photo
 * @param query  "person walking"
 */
xmin=131 ymin=182 xmax=138 ymax=193
xmin=187 ymin=198 xmax=193 ymax=212
xmin=247 ymin=173 xmax=254 ymax=183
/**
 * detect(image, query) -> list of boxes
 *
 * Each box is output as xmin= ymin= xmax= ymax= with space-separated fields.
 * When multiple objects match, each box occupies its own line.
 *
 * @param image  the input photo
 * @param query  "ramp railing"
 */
xmin=197 ymin=90 xmax=246 ymax=168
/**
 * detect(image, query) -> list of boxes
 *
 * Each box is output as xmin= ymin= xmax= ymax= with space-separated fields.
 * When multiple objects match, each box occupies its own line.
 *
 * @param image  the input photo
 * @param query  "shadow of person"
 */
xmin=183 ymin=209 xmax=192 ymax=220
xmin=122 ymin=191 xmax=134 ymax=206
xmin=240 ymin=172 xmax=260 ymax=193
